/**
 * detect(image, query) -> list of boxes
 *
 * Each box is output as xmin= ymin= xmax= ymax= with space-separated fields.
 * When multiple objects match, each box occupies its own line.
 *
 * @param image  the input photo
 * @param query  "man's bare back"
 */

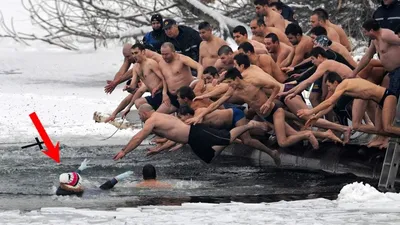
xmin=242 ymin=65 xmax=285 ymax=93
xmin=264 ymin=11 xmax=286 ymax=32
xmin=290 ymin=36 xmax=314 ymax=66
xmin=147 ymin=112 xmax=191 ymax=143
xmin=199 ymin=37 xmax=227 ymax=67
xmin=256 ymin=54 xmax=288 ymax=83
xmin=336 ymin=78 xmax=386 ymax=103
xmin=195 ymin=108 xmax=234 ymax=129
xmin=372 ymin=29 xmax=400 ymax=71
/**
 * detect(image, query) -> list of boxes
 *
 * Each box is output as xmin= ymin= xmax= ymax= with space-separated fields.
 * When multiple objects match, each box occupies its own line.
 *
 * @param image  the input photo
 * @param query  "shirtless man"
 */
xmin=197 ymin=54 xmax=350 ymax=142
xmin=297 ymin=72 xmax=400 ymax=139
xmin=237 ymin=42 xmax=288 ymax=83
xmin=104 ymin=43 xmax=162 ymax=94
xmin=250 ymin=18 xmax=292 ymax=46
xmin=269 ymin=1 xmax=292 ymax=28
xmin=188 ymin=67 xmax=342 ymax=149
xmin=135 ymin=164 xmax=172 ymax=188
xmin=214 ymin=45 xmax=235 ymax=72
xmin=313 ymin=8 xmax=352 ymax=51
xmin=265 ymin=33 xmax=294 ymax=68
xmin=285 ymin=23 xmax=314 ymax=67
xmin=352 ymin=19 xmax=400 ymax=98
xmin=198 ymin=21 xmax=228 ymax=68
xmin=146 ymin=42 xmax=203 ymax=113
xmin=254 ymin=0 xmax=285 ymax=32
xmin=282 ymin=47 xmax=354 ymax=99
xmin=113 ymin=103 xmax=270 ymax=164
xmin=310 ymin=10 xmax=340 ymax=44
xmin=232 ymin=25 xmax=267 ymax=54
xmin=178 ymin=104 xmax=281 ymax=165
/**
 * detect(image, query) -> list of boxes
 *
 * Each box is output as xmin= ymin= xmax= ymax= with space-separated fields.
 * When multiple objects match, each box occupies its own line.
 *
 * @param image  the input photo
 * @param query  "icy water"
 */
xmin=0 ymin=143 xmax=376 ymax=211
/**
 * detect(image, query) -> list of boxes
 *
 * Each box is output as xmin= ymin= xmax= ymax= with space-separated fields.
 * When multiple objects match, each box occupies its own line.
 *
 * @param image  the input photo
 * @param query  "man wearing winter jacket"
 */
xmin=373 ymin=0 xmax=400 ymax=32
xmin=142 ymin=14 xmax=167 ymax=53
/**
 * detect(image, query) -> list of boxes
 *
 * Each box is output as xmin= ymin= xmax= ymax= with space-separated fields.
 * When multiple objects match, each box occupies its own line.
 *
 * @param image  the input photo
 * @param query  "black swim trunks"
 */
xmin=333 ymin=95 xmax=353 ymax=126
xmin=378 ymin=89 xmax=397 ymax=108
xmin=187 ymin=124 xmax=231 ymax=163
xmin=388 ymin=67 xmax=400 ymax=98
xmin=263 ymin=103 xmax=281 ymax=123
xmin=145 ymin=91 xmax=180 ymax=110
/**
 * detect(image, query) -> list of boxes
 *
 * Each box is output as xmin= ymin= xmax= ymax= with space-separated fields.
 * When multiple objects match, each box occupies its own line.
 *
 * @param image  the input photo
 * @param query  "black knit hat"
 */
xmin=151 ymin=14 xmax=163 ymax=24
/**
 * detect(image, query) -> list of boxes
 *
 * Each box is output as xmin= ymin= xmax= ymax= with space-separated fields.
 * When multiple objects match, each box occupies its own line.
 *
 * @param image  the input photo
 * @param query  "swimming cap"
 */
xmin=59 ymin=172 xmax=81 ymax=186
xmin=314 ymin=35 xmax=332 ymax=47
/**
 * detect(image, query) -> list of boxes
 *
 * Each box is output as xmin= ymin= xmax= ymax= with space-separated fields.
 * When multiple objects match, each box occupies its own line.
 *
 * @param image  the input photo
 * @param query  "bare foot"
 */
xmin=367 ymin=135 xmax=384 ymax=148
xmin=248 ymin=120 xmax=269 ymax=131
xmin=271 ymin=150 xmax=281 ymax=167
xmin=379 ymin=137 xmax=390 ymax=149
xmin=342 ymin=127 xmax=351 ymax=144
xmin=308 ymin=132 xmax=319 ymax=150
xmin=324 ymin=129 xmax=344 ymax=145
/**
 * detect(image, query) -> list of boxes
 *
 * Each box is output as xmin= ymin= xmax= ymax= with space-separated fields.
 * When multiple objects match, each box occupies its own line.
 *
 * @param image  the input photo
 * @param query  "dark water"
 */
xmin=0 ymin=143 xmax=377 ymax=211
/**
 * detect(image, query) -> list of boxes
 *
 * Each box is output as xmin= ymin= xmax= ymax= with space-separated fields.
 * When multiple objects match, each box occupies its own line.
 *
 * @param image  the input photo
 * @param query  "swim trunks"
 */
xmin=263 ymin=103 xmax=281 ymax=123
xmin=145 ymin=91 xmax=180 ymax=110
xmin=378 ymin=89 xmax=397 ymax=108
xmin=223 ymin=103 xmax=246 ymax=111
xmin=279 ymin=83 xmax=305 ymax=104
xmin=187 ymin=124 xmax=231 ymax=163
xmin=333 ymin=95 xmax=353 ymax=126
xmin=230 ymin=107 xmax=245 ymax=128
xmin=388 ymin=67 xmax=400 ymax=98
xmin=311 ymin=77 xmax=323 ymax=93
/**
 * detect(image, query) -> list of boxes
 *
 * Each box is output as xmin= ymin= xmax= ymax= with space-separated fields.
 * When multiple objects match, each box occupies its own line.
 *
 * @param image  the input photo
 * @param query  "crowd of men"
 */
xmin=104 ymin=0 xmax=400 ymax=166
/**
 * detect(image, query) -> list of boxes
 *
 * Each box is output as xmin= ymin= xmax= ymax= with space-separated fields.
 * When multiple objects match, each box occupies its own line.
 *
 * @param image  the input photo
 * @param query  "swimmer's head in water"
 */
xmin=151 ymin=14 xmax=163 ymax=31
xmin=254 ymin=0 xmax=268 ymax=17
xmin=218 ymin=45 xmax=234 ymax=65
xmin=138 ymin=103 xmax=155 ymax=122
xmin=362 ymin=19 xmax=380 ymax=39
xmin=265 ymin=33 xmax=279 ymax=53
xmin=233 ymin=53 xmax=251 ymax=72
xmin=177 ymin=104 xmax=195 ymax=121
xmin=160 ymin=42 xmax=176 ymax=63
xmin=198 ymin=21 xmax=212 ymax=41
xmin=326 ymin=72 xmax=342 ymax=92
xmin=232 ymin=26 xmax=248 ymax=45
xmin=250 ymin=18 xmax=265 ymax=37
xmin=285 ymin=24 xmax=303 ymax=46
xmin=59 ymin=172 xmax=81 ymax=186
xmin=310 ymin=47 xmax=327 ymax=66
xmin=131 ymin=43 xmax=146 ymax=63
xmin=143 ymin=164 xmax=157 ymax=180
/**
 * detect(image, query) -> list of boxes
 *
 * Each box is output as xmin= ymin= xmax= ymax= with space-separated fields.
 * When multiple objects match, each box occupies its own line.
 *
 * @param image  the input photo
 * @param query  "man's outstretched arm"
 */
xmin=113 ymin=119 xmax=155 ymax=160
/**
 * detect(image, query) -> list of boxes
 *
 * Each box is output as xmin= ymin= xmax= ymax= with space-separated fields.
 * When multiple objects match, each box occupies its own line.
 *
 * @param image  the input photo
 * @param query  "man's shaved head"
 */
xmin=123 ymin=43 xmax=133 ymax=57
xmin=138 ymin=103 xmax=154 ymax=113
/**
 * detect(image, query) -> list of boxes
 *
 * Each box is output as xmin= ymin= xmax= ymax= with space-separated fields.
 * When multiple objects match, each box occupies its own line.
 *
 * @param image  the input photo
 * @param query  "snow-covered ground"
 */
xmin=1 ymin=1 xmax=399 ymax=224
xmin=0 ymin=182 xmax=399 ymax=224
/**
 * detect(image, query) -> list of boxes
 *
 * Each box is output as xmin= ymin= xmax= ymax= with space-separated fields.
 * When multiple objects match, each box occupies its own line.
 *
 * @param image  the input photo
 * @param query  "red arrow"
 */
xmin=29 ymin=112 xmax=60 ymax=163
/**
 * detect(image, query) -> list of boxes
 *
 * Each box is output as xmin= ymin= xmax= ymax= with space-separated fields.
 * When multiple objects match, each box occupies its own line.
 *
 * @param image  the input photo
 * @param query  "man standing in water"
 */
xmin=113 ymin=104 xmax=269 ymax=164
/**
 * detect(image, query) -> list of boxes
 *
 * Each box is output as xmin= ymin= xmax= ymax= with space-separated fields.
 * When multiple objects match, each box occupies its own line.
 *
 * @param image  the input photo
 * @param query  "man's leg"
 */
xmin=273 ymin=108 xmax=319 ymax=149
xmin=156 ymin=103 xmax=177 ymax=114
xmin=285 ymin=96 xmax=351 ymax=142
xmin=134 ymin=98 xmax=148 ymax=109
xmin=382 ymin=95 xmax=400 ymax=136
xmin=235 ymin=118 xmax=281 ymax=165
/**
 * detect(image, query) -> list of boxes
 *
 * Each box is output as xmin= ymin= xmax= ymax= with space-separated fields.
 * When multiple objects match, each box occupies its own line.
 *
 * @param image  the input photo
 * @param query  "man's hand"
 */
xmin=281 ymin=67 xmax=294 ymax=73
xmin=122 ymin=109 xmax=130 ymax=118
xmin=162 ymin=94 xmax=171 ymax=107
xmin=193 ymin=96 xmax=205 ymax=101
xmin=290 ymin=73 xmax=301 ymax=79
xmin=123 ymin=85 xmax=137 ymax=94
xmin=212 ymin=78 xmax=220 ymax=87
xmin=146 ymin=147 xmax=162 ymax=156
xmin=185 ymin=116 xmax=203 ymax=125
xmin=284 ymin=93 xmax=296 ymax=101
xmin=78 ymin=158 xmax=91 ymax=171
xmin=151 ymin=88 xmax=160 ymax=97
xmin=113 ymin=150 xmax=126 ymax=160
xmin=276 ymin=91 xmax=288 ymax=99
xmin=260 ymin=101 xmax=272 ymax=114
xmin=105 ymin=80 xmax=117 ymax=94
xmin=305 ymin=115 xmax=319 ymax=128
xmin=297 ymin=109 xmax=312 ymax=118
xmin=105 ymin=114 xmax=116 ymax=123
xmin=169 ymin=144 xmax=183 ymax=152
